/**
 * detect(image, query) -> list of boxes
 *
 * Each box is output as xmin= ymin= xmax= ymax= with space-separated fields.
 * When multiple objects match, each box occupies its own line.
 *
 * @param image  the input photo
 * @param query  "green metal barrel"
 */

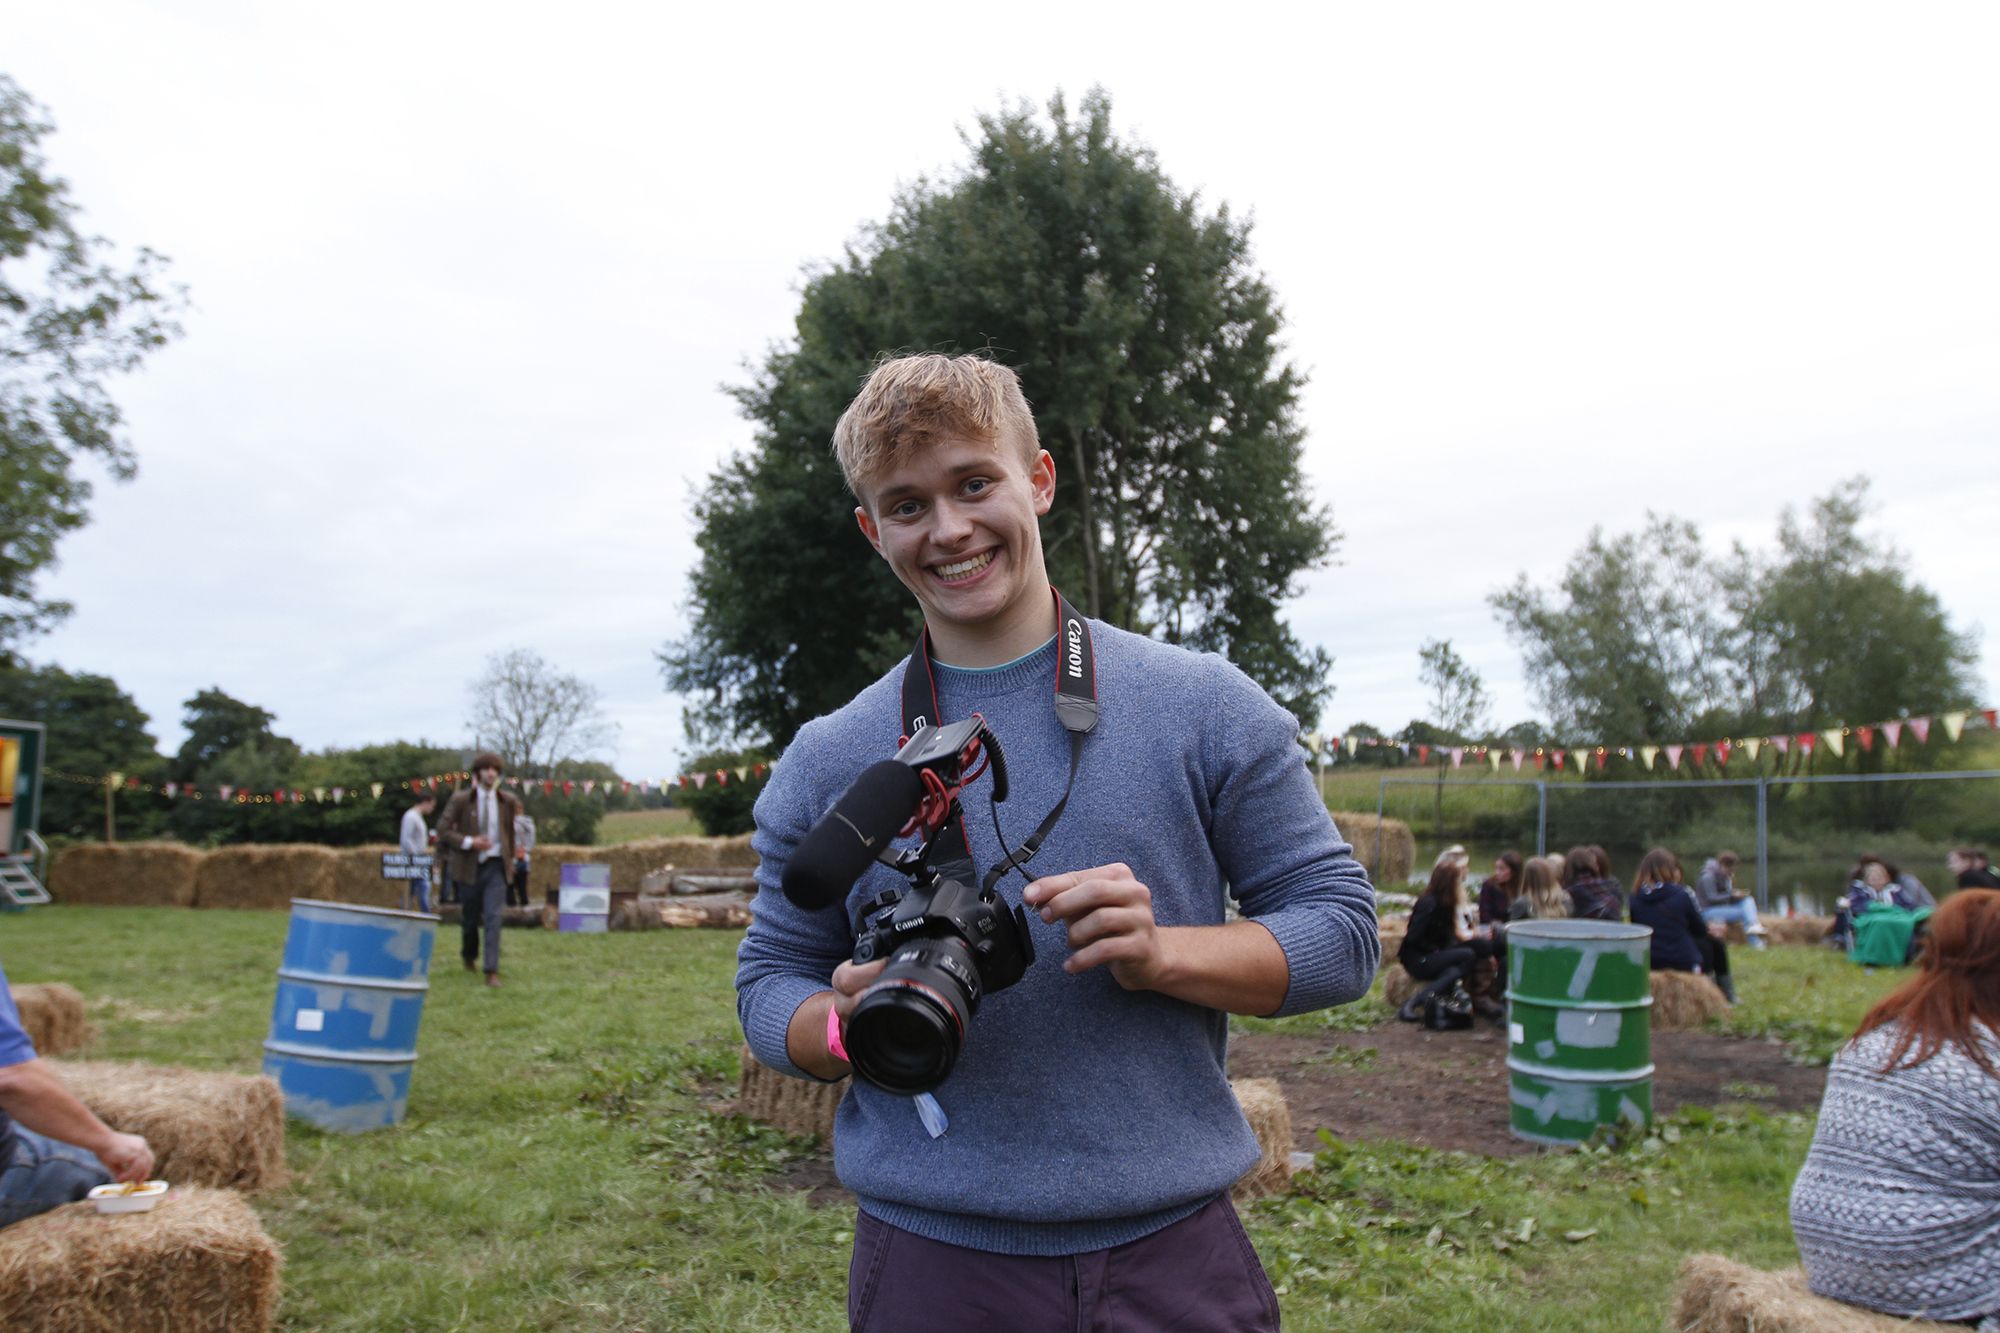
xmin=1506 ymin=919 xmax=1654 ymax=1145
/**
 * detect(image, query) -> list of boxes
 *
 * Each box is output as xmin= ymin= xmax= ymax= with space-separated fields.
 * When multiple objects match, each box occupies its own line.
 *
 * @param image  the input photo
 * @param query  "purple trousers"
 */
xmin=847 ymin=1193 xmax=1281 ymax=1331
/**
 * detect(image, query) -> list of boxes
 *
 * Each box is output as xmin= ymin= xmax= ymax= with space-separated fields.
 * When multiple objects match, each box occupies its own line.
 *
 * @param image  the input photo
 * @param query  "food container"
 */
xmin=87 ymin=1180 xmax=169 ymax=1214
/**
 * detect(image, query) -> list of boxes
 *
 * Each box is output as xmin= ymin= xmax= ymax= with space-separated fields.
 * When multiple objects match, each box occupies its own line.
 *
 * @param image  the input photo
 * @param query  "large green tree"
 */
xmin=0 ymin=661 xmax=163 ymax=838
xmin=0 ymin=75 xmax=184 ymax=660
xmin=663 ymin=90 xmax=1337 ymax=747
xmin=1490 ymin=477 xmax=1978 ymax=750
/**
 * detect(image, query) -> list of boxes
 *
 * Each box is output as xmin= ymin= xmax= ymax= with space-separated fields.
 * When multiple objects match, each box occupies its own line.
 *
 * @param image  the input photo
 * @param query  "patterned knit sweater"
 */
xmin=1789 ymin=1020 xmax=2000 ymax=1326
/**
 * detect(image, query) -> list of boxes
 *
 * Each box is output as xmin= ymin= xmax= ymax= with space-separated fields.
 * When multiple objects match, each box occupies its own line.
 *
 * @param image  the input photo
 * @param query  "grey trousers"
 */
xmin=460 ymin=858 xmax=506 ymax=975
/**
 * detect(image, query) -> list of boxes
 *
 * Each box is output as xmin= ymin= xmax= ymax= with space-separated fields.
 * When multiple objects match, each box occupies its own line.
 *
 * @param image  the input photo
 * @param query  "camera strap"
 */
xmin=900 ymin=586 xmax=1098 ymax=892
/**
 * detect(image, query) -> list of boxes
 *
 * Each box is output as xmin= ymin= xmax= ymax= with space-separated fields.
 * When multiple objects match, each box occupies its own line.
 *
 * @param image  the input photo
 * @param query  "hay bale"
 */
xmin=48 ymin=841 xmax=204 ymax=908
xmin=1382 ymin=964 xmax=1421 ymax=1008
xmin=196 ymin=845 xmax=339 ymax=911
xmin=1331 ymin=811 xmax=1414 ymax=886
xmin=1670 ymin=1254 xmax=1961 ymax=1332
xmin=1766 ymin=915 xmax=1832 ymax=948
xmin=1230 ymin=1077 xmax=1294 ymax=1201
xmin=11 ymin=983 xmax=94 ymax=1056
xmin=1649 ymin=969 xmax=1730 ymax=1030
xmin=737 ymin=1046 xmax=846 ymax=1141
xmin=1377 ymin=917 xmax=1407 ymax=958
xmin=0 ymin=1186 xmax=282 ymax=1333
xmin=324 ymin=844 xmax=411 ymax=908
xmin=54 ymin=1061 xmax=287 ymax=1193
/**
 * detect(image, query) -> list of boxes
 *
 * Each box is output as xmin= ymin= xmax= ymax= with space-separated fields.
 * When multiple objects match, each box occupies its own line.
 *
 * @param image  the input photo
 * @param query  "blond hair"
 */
xmin=1521 ymin=857 xmax=1570 ymax=920
xmin=832 ymin=353 xmax=1040 ymax=500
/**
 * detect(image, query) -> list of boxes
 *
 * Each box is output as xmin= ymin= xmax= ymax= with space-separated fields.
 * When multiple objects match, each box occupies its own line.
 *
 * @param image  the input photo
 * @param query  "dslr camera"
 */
xmin=841 ymin=719 xmax=1037 ymax=1094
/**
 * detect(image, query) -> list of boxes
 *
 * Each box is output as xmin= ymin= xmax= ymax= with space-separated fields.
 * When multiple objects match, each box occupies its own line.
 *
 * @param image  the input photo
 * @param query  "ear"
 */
xmin=1029 ymin=450 xmax=1056 ymax=516
xmin=855 ymin=505 xmax=884 ymax=557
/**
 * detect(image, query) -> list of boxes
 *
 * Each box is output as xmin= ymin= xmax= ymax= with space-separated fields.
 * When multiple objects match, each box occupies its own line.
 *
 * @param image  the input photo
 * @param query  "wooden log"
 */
xmin=673 ymin=871 xmax=758 ymax=896
xmin=658 ymin=896 xmax=751 ymax=929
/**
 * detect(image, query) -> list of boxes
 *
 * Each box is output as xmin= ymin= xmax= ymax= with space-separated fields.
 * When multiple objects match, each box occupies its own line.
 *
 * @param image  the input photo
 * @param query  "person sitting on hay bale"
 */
xmin=1507 ymin=857 xmax=1570 ymax=922
xmin=1628 ymin=847 xmax=1735 ymax=1004
xmin=1789 ymin=889 xmax=2000 ymax=1330
xmin=0 ymin=960 xmax=155 ymax=1228
xmin=1562 ymin=845 xmax=1625 ymax=921
xmin=1396 ymin=856 xmax=1503 ymax=1023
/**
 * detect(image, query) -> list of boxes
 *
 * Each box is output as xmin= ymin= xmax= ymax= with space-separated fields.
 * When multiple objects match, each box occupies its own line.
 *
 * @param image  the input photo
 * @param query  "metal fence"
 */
xmin=1374 ymin=768 xmax=2000 ymax=907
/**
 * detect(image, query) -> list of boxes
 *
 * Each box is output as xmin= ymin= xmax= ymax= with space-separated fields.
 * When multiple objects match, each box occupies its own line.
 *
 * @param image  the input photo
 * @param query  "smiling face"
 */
xmin=854 ymin=434 xmax=1058 ymax=667
xmin=1862 ymin=862 xmax=1890 ymax=890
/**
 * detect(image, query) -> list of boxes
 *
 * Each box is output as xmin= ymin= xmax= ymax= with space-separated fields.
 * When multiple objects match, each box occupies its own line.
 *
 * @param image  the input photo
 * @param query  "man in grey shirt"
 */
xmin=1695 ymin=851 xmax=1767 ymax=948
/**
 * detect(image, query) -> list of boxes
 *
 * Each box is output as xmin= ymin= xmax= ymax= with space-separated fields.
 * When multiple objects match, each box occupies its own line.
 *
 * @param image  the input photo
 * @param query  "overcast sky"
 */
xmin=9 ymin=3 xmax=1996 ymax=781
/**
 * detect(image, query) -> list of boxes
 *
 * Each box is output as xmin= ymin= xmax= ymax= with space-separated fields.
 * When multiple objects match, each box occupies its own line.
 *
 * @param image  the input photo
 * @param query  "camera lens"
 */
xmin=845 ymin=939 xmax=977 ymax=1095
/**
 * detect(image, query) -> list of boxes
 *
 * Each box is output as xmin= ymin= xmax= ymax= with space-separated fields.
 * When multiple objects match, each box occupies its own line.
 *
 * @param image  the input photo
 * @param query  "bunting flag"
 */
xmin=735 ymin=766 xmax=749 ymax=782
xmin=1510 ymin=749 xmax=1525 ymax=772
xmin=1910 ymin=716 xmax=1931 ymax=744
xmin=1715 ymin=740 xmax=1731 ymax=767
xmin=1742 ymin=738 xmax=1762 ymax=761
xmin=1665 ymin=744 xmax=1683 ymax=769
xmin=1594 ymin=750 xmax=1607 ymax=771
xmin=1416 ymin=745 xmax=1431 ymax=763
xmin=1344 ymin=735 xmax=1359 ymax=757
xmin=1534 ymin=753 xmax=1548 ymax=770
xmin=1571 ymin=749 xmax=1587 ymax=773
xmin=1986 ymin=709 xmax=1999 ymax=731
xmin=1772 ymin=735 xmax=1790 ymax=755
xmin=1640 ymin=744 xmax=1659 ymax=769
xmin=1822 ymin=729 xmax=1845 ymax=758
xmin=1488 ymin=751 xmax=1502 ymax=772
xmin=220 ymin=785 xmax=235 ymax=800
xmin=1856 ymin=726 xmax=1875 ymax=752
xmin=370 ymin=783 xmax=384 ymax=798
xmin=1552 ymin=749 xmax=1566 ymax=770
xmin=1449 ymin=747 xmax=1464 ymax=769
xmin=581 ymin=779 xmax=596 ymax=794
xmin=1691 ymin=743 xmax=1709 ymax=768
xmin=1943 ymin=711 xmax=1968 ymax=742
xmin=1882 ymin=719 xmax=1902 ymax=747
xmin=1798 ymin=732 xmax=1817 ymax=753
xmin=692 ymin=773 xmax=707 ymax=788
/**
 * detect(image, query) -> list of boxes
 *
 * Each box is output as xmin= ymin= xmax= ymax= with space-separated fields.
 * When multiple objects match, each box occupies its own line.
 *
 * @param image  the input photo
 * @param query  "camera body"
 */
xmin=846 ymin=867 xmax=1036 ymax=1095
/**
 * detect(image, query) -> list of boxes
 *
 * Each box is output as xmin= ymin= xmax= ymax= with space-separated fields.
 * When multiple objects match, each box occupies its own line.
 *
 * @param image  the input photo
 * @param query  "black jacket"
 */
xmin=1399 ymin=894 xmax=1457 ymax=968
xmin=1630 ymin=883 xmax=1706 ymax=972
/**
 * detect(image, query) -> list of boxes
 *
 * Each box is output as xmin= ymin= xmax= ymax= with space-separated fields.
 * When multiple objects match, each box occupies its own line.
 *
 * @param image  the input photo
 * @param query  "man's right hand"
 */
xmin=829 ymin=958 xmax=888 ymax=1024
xmin=787 ymin=961 xmax=887 ymax=1080
xmin=95 ymin=1131 xmax=155 ymax=1184
xmin=470 ymin=836 xmax=493 ymax=852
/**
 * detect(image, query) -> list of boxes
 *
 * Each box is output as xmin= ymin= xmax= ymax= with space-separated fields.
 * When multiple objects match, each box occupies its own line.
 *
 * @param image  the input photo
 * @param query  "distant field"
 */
xmin=598 ymin=807 xmax=700 ymax=842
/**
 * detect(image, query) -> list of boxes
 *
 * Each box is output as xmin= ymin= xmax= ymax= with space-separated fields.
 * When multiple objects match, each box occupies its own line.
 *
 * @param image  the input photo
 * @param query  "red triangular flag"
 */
xmin=1691 ymin=743 xmax=1709 ymax=767
xmin=1984 ymin=709 xmax=1998 ymax=731
xmin=1856 ymin=725 xmax=1875 ymax=751
xmin=543 ymin=780 xmax=555 ymax=795
xmin=562 ymin=780 xmax=574 ymax=795
xmin=1534 ymin=753 xmax=1548 ymax=770
xmin=1910 ymin=716 xmax=1931 ymax=743
xmin=1553 ymin=749 xmax=1566 ymax=769
xmin=1798 ymin=732 xmax=1816 ymax=753
xmin=1715 ymin=741 xmax=1731 ymax=767
xmin=1416 ymin=745 xmax=1431 ymax=764
xmin=1594 ymin=750 xmax=1607 ymax=770
xmin=273 ymin=789 xmax=286 ymax=804
xmin=714 ymin=769 xmax=730 ymax=786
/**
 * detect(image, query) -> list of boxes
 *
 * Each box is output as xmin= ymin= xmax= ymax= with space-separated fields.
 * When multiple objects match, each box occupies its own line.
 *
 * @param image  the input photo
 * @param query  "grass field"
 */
xmin=4 ymin=908 xmax=1904 ymax=1331
xmin=597 ymin=807 xmax=700 ymax=843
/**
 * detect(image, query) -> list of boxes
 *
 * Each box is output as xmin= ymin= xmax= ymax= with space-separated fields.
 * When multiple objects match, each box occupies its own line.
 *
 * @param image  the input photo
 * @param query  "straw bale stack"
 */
xmin=1649 ymin=970 xmax=1731 ymax=1030
xmin=48 ymin=841 xmax=203 ymax=908
xmin=324 ymin=845 xmax=410 ymax=908
xmin=196 ymin=845 xmax=338 ymax=911
xmin=525 ymin=835 xmax=758 ymax=899
xmin=11 ymin=983 xmax=94 ymax=1056
xmin=737 ymin=1046 xmax=846 ymax=1141
xmin=0 ymin=1186 xmax=282 ymax=1333
xmin=1229 ymin=1078 xmax=1294 ymax=1201
xmin=1670 ymin=1254 xmax=1960 ymax=1332
xmin=1376 ymin=913 xmax=1408 ymax=958
xmin=1332 ymin=811 xmax=1414 ymax=886
xmin=55 ymin=1062 xmax=287 ymax=1193
xmin=1766 ymin=915 xmax=1833 ymax=948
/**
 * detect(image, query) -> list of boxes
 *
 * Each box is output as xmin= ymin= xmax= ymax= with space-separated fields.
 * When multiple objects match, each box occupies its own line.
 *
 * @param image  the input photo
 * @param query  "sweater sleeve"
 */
xmin=1200 ymin=658 xmax=1379 ymax=1016
xmin=735 ymin=720 xmax=859 ymax=1081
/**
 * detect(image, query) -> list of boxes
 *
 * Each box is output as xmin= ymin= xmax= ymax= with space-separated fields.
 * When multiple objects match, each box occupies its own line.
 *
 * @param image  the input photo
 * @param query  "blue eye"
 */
xmin=963 ymin=478 xmax=990 ymax=495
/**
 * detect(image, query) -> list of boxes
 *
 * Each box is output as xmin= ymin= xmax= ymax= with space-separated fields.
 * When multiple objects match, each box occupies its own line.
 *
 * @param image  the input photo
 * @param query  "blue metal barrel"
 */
xmin=262 ymin=898 xmax=437 ymax=1132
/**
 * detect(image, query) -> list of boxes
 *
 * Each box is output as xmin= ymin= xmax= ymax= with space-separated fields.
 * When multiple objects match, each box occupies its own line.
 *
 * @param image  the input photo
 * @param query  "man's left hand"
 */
xmin=1023 ymin=863 xmax=1168 ymax=991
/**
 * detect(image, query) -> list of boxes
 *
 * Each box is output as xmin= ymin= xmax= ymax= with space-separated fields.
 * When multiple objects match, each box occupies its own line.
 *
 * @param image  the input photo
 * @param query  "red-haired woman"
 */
xmin=1789 ymin=890 xmax=2000 ymax=1328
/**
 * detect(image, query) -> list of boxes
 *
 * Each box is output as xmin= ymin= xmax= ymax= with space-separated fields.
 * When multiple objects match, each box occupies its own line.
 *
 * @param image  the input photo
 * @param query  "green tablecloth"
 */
xmin=1849 ymin=903 xmax=1933 ymax=967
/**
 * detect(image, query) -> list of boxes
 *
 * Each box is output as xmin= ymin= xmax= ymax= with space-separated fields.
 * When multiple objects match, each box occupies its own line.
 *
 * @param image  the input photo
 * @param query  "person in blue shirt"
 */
xmin=0 ymin=961 xmax=155 ymax=1227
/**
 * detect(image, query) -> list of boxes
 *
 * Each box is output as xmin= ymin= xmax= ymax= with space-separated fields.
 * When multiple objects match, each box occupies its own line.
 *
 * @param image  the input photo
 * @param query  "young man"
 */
xmin=400 ymin=792 xmax=437 ymax=913
xmin=437 ymin=754 xmax=522 ymax=987
xmin=736 ymin=354 xmax=1379 ymax=1331
xmin=1946 ymin=848 xmax=2000 ymax=889
xmin=1694 ymin=851 xmax=1768 ymax=948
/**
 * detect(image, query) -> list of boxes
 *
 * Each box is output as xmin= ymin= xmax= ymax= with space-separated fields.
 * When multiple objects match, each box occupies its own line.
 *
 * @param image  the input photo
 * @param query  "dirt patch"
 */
xmin=1228 ymin=1019 xmax=1827 ymax=1159
xmin=752 ymin=1020 xmax=1829 ymax=1204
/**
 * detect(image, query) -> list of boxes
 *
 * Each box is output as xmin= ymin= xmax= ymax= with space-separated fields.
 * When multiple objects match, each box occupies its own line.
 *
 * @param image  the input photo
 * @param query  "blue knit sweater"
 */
xmin=736 ymin=622 xmax=1379 ymax=1255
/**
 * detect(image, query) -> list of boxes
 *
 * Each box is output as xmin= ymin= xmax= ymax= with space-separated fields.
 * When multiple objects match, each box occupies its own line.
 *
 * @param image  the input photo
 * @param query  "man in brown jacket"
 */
xmin=436 ymin=752 xmax=523 ymax=987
